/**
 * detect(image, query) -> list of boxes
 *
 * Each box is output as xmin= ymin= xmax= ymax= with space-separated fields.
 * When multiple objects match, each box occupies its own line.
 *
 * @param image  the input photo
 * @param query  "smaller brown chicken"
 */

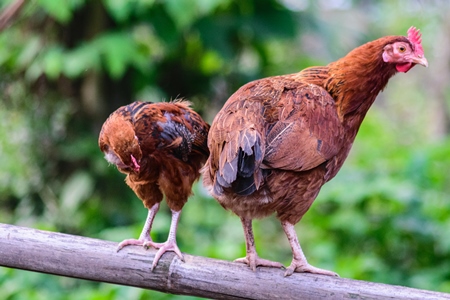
xmin=99 ymin=100 xmax=209 ymax=270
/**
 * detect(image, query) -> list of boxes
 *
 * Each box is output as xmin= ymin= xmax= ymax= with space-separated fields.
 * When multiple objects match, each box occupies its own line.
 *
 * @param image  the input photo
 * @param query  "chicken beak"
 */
xmin=413 ymin=55 xmax=428 ymax=68
xmin=131 ymin=154 xmax=141 ymax=172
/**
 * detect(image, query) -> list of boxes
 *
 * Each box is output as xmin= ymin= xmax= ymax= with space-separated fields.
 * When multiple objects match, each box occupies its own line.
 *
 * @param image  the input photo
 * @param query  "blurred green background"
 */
xmin=1 ymin=0 xmax=449 ymax=299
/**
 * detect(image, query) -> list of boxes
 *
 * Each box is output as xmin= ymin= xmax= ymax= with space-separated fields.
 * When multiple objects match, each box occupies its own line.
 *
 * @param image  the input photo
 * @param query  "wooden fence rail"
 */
xmin=0 ymin=223 xmax=448 ymax=299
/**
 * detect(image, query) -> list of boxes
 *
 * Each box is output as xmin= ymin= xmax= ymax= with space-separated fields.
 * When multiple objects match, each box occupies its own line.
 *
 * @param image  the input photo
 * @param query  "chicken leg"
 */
xmin=117 ymin=202 xmax=160 ymax=250
xmin=281 ymin=221 xmax=338 ymax=277
xmin=144 ymin=209 xmax=184 ymax=270
xmin=117 ymin=204 xmax=184 ymax=270
xmin=234 ymin=217 xmax=285 ymax=270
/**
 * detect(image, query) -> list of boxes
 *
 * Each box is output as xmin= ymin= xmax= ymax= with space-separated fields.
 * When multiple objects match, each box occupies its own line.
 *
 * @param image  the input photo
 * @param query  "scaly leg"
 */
xmin=234 ymin=217 xmax=284 ymax=271
xmin=144 ymin=209 xmax=184 ymax=271
xmin=117 ymin=202 xmax=160 ymax=251
xmin=281 ymin=221 xmax=338 ymax=277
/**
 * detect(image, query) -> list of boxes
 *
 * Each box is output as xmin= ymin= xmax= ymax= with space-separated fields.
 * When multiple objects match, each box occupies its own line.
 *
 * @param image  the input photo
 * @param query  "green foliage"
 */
xmin=37 ymin=0 xmax=85 ymax=23
xmin=306 ymin=110 xmax=450 ymax=291
xmin=0 ymin=0 xmax=449 ymax=299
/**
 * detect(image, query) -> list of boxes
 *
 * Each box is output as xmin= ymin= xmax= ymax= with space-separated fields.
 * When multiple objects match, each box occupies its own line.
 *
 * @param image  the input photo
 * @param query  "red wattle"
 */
xmin=396 ymin=62 xmax=413 ymax=73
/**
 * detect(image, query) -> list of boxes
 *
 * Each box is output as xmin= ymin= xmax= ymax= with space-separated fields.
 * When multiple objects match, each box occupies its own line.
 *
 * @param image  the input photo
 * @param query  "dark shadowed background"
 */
xmin=0 ymin=0 xmax=449 ymax=299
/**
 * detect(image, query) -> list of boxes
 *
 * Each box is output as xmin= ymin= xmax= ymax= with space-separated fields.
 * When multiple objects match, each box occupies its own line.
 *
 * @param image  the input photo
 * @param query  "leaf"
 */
xmin=63 ymin=43 xmax=100 ymax=78
xmin=16 ymin=36 xmax=42 ymax=69
xmin=60 ymin=171 xmax=94 ymax=213
xmin=200 ymin=50 xmax=224 ymax=74
xmin=104 ymin=0 xmax=137 ymax=22
xmin=164 ymin=0 xmax=229 ymax=28
xmin=37 ymin=0 xmax=73 ymax=23
xmin=97 ymin=32 xmax=148 ymax=78
xmin=164 ymin=0 xmax=199 ymax=29
xmin=43 ymin=46 xmax=64 ymax=79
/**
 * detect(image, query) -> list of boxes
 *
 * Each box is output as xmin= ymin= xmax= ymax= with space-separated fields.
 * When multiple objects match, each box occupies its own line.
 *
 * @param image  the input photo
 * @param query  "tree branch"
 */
xmin=0 ymin=0 xmax=25 ymax=31
xmin=0 ymin=223 xmax=448 ymax=300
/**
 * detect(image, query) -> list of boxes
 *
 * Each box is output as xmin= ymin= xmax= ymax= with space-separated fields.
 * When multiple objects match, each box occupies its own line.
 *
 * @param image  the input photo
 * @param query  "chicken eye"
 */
xmin=399 ymin=46 xmax=406 ymax=53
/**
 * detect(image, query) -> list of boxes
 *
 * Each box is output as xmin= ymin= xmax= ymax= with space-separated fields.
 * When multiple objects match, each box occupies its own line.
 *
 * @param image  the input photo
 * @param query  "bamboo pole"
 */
xmin=0 ymin=223 xmax=448 ymax=300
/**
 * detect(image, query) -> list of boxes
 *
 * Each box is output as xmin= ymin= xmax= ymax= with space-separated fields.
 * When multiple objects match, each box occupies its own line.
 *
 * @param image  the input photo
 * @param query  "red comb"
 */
xmin=407 ymin=26 xmax=424 ymax=56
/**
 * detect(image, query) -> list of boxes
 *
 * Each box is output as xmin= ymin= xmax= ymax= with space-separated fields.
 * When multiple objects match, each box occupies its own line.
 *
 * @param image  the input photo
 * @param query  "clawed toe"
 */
xmin=284 ymin=261 xmax=339 ymax=277
xmin=117 ymin=238 xmax=149 ymax=252
xmin=116 ymin=237 xmax=183 ymax=271
xmin=146 ymin=240 xmax=184 ymax=271
xmin=235 ymin=255 xmax=285 ymax=271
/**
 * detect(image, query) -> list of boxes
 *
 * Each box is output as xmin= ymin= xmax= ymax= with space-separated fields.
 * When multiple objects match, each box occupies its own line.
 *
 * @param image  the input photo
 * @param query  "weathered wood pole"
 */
xmin=0 ymin=223 xmax=448 ymax=299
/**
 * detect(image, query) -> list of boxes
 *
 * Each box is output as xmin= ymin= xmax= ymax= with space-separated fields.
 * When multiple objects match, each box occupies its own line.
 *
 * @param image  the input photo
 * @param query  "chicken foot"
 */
xmin=281 ymin=221 xmax=338 ymax=277
xmin=235 ymin=217 xmax=285 ymax=270
xmin=117 ymin=204 xmax=184 ymax=270
xmin=144 ymin=209 xmax=184 ymax=271
xmin=117 ymin=202 xmax=160 ymax=250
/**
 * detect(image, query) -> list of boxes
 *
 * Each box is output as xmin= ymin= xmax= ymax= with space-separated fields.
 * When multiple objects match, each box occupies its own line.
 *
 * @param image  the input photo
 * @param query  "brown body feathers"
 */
xmin=202 ymin=27 xmax=428 ymax=276
xmin=99 ymin=100 xmax=209 ymax=270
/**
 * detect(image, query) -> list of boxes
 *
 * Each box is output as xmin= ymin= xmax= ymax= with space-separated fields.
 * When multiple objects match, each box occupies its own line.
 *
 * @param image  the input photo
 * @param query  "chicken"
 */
xmin=202 ymin=27 xmax=428 ymax=276
xmin=99 ymin=100 xmax=209 ymax=270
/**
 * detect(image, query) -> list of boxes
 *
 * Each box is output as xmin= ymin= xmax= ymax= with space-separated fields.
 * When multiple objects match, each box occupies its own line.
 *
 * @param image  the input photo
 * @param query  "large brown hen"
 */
xmin=99 ymin=100 xmax=209 ymax=270
xmin=202 ymin=27 xmax=428 ymax=276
